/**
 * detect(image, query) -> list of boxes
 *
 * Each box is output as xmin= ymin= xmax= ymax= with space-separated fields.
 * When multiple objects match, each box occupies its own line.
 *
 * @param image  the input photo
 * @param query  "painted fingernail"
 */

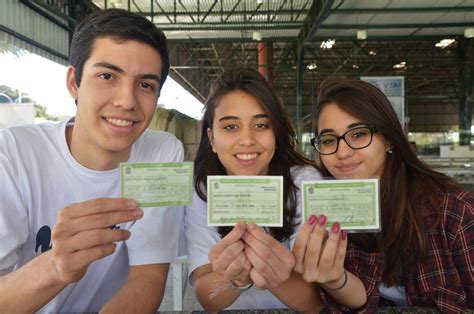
xmin=318 ymin=214 xmax=326 ymax=226
xmin=307 ymin=215 xmax=317 ymax=225
xmin=133 ymin=208 xmax=143 ymax=218
xmin=332 ymin=222 xmax=340 ymax=233
xmin=341 ymin=230 xmax=347 ymax=240
xmin=127 ymin=199 xmax=138 ymax=208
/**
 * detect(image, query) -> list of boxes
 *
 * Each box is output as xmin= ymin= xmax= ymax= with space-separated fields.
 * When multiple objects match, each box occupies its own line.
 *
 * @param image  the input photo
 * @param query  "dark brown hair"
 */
xmin=194 ymin=68 xmax=318 ymax=241
xmin=70 ymin=8 xmax=169 ymax=91
xmin=315 ymin=79 xmax=457 ymax=285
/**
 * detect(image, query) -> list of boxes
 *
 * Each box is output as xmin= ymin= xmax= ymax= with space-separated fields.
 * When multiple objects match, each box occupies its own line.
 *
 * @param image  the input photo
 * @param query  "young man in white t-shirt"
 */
xmin=0 ymin=9 xmax=184 ymax=312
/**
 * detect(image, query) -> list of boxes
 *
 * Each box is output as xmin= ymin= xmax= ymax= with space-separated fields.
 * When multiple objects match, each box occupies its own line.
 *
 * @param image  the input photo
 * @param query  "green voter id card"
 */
xmin=302 ymin=178 xmax=380 ymax=232
xmin=120 ymin=162 xmax=193 ymax=207
xmin=207 ymin=176 xmax=283 ymax=227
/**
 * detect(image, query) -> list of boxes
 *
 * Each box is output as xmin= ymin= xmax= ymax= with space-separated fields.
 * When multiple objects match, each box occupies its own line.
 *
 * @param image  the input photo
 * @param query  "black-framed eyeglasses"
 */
xmin=310 ymin=126 xmax=377 ymax=155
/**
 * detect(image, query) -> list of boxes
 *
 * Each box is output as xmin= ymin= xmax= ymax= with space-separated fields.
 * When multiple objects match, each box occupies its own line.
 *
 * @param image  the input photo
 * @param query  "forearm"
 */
xmin=270 ymin=271 xmax=323 ymax=313
xmin=0 ymin=251 xmax=67 ymax=312
xmin=320 ymin=271 xmax=367 ymax=309
xmin=101 ymin=264 xmax=169 ymax=314
xmin=194 ymin=272 xmax=243 ymax=312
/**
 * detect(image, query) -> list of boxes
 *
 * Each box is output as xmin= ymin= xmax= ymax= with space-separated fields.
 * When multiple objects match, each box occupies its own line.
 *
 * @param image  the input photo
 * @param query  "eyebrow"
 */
xmin=93 ymin=62 xmax=161 ymax=83
xmin=319 ymin=122 xmax=368 ymax=135
xmin=217 ymin=113 xmax=268 ymax=122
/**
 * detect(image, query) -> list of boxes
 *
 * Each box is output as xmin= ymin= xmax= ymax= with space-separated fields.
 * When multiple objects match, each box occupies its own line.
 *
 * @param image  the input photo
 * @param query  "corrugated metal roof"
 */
xmin=2 ymin=0 xmax=473 ymax=131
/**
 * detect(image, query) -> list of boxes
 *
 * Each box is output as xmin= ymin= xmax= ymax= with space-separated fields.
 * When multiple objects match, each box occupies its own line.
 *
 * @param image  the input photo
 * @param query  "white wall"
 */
xmin=0 ymin=103 xmax=35 ymax=128
xmin=439 ymin=145 xmax=474 ymax=158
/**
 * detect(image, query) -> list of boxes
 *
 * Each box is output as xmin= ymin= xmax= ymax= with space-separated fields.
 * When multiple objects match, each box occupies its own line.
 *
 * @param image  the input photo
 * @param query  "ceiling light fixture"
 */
xmin=109 ymin=0 xmax=122 ymax=8
xmin=357 ymin=30 xmax=367 ymax=40
xmin=393 ymin=61 xmax=406 ymax=69
xmin=464 ymin=28 xmax=474 ymax=38
xmin=252 ymin=31 xmax=262 ymax=41
xmin=307 ymin=63 xmax=317 ymax=70
xmin=435 ymin=39 xmax=455 ymax=48
xmin=320 ymin=39 xmax=336 ymax=49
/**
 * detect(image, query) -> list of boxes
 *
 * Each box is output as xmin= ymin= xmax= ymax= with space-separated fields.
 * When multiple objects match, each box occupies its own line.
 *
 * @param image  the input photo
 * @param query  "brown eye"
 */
xmin=99 ymin=73 xmax=113 ymax=80
xmin=223 ymin=125 xmax=238 ymax=131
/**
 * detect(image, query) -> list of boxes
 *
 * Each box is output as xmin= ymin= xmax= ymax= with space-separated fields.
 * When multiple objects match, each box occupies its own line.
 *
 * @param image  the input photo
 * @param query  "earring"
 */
xmin=386 ymin=146 xmax=393 ymax=154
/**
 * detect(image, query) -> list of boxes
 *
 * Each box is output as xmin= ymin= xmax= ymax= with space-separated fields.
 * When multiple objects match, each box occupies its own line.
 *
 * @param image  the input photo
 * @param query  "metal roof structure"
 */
xmin=3 ymin=0 xmax=473 ymax=134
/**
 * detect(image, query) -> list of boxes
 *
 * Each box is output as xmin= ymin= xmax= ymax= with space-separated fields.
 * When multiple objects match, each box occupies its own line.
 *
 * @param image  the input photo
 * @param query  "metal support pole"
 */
xmin=458 ymin=38 xmax=472 ymax=145
xmin=258 ymin=41 xmax=273 ymax=85
xmin=311 ymin=71 xmax=316 ymax=137
xmin=296 ymin=42 xmax=305 ymax=146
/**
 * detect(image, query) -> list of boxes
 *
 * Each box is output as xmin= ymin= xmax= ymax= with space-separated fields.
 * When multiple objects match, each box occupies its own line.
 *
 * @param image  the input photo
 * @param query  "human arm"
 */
xmin=0 ymin=250 xmax=67 ymax=312
xmin=0 ymin=198 xmax=141 ymax=312
xmin=192 ymin=223 xmax=252 ymax=311
xmin=293 ymin=214 xmax=367 ymax=310
xmin=452 ymin=194 xmax=474 ymax=309
xmin=420 ymin=191 xmax=474 ymax=311
xmin=101 ymin=263 xmax=169 ymax=313
xmin=242 ymin=223 xmax=323 ymax=313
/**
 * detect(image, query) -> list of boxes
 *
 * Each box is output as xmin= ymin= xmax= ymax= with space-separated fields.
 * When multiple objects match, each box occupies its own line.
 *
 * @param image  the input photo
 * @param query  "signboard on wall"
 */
xmin=360 ymin=76 xmax=405 ymax=126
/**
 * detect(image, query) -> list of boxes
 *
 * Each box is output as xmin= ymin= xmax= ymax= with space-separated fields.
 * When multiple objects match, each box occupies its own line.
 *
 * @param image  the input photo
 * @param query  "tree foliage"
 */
xmin=0 ymin=85 xmax=59 ymax=121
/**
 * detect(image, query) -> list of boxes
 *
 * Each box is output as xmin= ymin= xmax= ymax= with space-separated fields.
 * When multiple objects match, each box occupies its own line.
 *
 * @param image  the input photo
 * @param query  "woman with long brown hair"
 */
xmin=295 ymin=79 xmax=473 ymax=312
xmin=185 ymin=69 xmax=367 ymax=312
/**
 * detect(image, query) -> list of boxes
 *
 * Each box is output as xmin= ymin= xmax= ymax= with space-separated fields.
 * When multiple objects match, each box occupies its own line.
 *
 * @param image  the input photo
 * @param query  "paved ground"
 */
xmin=159 ymin=263 xmax=203 ymax=312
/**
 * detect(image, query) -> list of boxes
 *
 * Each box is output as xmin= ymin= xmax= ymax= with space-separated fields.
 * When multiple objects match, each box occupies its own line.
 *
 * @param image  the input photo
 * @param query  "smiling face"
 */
xmin=207 ymin=90 xmax=276 ymax=176
xmin=318 ymin=102 xmax=390 ymax=179
xmin=66 ymin=37 xmax=162 ymax=170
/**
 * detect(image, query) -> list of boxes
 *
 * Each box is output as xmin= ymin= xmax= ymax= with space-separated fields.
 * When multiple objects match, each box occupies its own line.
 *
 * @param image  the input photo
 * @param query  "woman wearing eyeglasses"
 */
xmin=295 ymin=79 xmax=473 ymax=312
xmin=185 ymin=69 xmax=368 ymax=312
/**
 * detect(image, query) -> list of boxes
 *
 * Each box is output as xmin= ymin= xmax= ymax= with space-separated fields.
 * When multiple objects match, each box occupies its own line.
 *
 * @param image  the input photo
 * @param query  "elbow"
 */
xmin=195 ymin=294 xmax=229 ymax=312
xmin=202 ymin=304 xmax=224 ymax=312
xmin=297 ymin=304 xmax=325 ymax=314
xmin=346 ymin=293 xmax=367 ymax=310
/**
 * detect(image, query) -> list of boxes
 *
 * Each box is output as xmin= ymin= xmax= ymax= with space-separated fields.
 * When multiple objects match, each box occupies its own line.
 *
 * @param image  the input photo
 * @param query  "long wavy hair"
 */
xmin=195 ymin=68 xmax=318 ymax=241
xmin=314 ymin=79 xmax=458 ymax=286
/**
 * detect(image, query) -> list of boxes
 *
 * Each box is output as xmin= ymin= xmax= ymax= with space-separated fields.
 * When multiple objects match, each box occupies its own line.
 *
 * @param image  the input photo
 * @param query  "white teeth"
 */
xmin=236 ymin=153 xmax=258 ymax=160
xmin=106 ymin=118 xmax=134 ymax=127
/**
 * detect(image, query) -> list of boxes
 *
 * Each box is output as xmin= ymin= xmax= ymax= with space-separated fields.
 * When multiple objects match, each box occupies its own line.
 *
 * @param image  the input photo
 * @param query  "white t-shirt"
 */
xmin=379 ymin=284 xmax=408 ymax=306
xmin=0 ymin=119 xmax=185 ymax=312
xmin=185 ymin=166 xmax=322 ymax=310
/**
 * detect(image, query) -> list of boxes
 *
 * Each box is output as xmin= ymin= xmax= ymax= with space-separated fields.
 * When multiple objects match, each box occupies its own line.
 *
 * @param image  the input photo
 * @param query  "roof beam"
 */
xmin=155 ymin=22 xmax=302 ymax=31
xmin=295 ymin=0 xmax=335 ymax=144
xmin=177 ymin=0 xmax=196 ymax=23
xmin=167 ymin=37 xmax=295 ymax=44
xmin=247 ymin=2 xmax=264 ymax=22
xmin=224 ymin=0 xmax=242 ymax=23
xmin=166 ymin=35 xmax=462 ymax=44
xmin=319 ymin=22 xmax=474 ymax=29
xmin=153 ymin=0 xmax=174 ymax=23
xmin=169 ymin=69 xmax=205 ymax=101
xmin=332 ymin=6 xmax=474 ymax=14
xmin=270 ymin=0 xmax=288 ymax=22
xmin=142 ymin=9 xmax=309 ymax=16
xmin=200 ymin=0 xmax=218 ymax=23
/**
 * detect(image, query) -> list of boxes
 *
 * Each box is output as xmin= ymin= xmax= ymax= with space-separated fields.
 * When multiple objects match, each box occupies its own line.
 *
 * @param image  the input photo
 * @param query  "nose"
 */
xmin=112 ymin=81 xmax=137 ymax=111
xmin=238 ymin=127 xmax=256 ymax=146
xmin=335 ymin=138 xmax=353 ymax=158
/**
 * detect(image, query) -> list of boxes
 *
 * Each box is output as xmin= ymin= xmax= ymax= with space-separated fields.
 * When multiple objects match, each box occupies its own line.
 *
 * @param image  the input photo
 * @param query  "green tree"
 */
xmin=0 ymin=85 xmax=59 ymax=121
